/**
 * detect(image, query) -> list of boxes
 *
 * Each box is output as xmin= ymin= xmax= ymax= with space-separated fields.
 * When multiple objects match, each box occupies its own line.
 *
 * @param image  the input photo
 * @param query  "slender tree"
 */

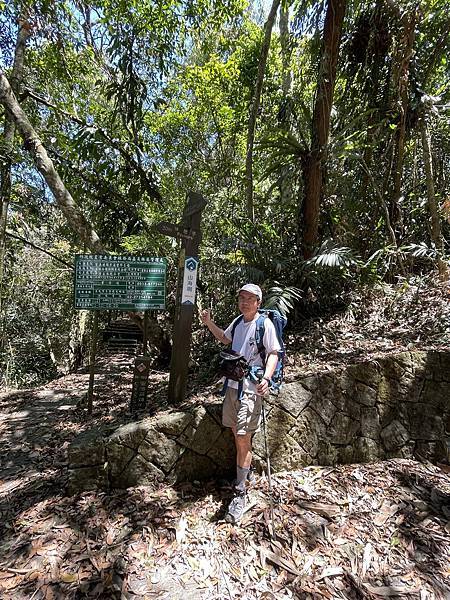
xmin=299 ymin=0 xmax=347 ymax=258
xmin=388 ymin=6 xmax=416 ymax=235
xmin=0 ymin=19 xmax=31 ymax=316
xmin=419 ymin=107 xmax=448 ymax=280
xmin=245 ymin=0 xmax=281 ymax=221
xmin=279 ymin=2 xmax=294 ymax=207
xmin=0 ymin=73 xmax=105 ymax=253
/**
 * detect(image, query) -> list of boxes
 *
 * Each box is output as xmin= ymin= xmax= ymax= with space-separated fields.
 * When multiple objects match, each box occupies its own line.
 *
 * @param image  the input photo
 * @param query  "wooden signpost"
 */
xmin=155 ymin=191 xmax=207 ymax=404
xmin=73 ymin=190 xmax=206 ymax=414
xmin=155 ymin=221 xmax=199 ymax=242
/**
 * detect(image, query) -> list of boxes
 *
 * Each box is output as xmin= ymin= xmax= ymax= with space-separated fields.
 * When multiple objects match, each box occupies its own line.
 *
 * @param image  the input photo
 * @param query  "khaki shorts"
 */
xmin=222 ymin=388 xmax=262 ymax=435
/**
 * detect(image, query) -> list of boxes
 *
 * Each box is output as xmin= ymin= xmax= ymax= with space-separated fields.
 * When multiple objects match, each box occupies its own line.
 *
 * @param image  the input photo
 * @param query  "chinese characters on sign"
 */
xmin=74 ymin=255 xmax=167 ymax=311
xmin=181 ymin=257 xmax=198 ymax=305
xmin=130 ymin=356 xmax=152 ymax=411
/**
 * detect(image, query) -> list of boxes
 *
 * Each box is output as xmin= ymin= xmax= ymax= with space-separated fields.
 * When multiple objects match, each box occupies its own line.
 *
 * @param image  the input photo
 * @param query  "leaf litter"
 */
xmin=1 ymin=455 xmax=449 ymax=599
xmin=283 ymin=275 xmax=450 ymax=380
xmin=0 ymin=276 xmax=449 ymax=599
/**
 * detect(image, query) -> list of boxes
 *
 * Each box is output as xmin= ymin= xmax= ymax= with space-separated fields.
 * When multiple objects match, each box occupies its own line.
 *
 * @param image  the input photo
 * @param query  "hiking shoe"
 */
xmin=247 ymin=468 xmax=256 ymax=484
xmin=225 ymin=491 xmax=246 ymax=524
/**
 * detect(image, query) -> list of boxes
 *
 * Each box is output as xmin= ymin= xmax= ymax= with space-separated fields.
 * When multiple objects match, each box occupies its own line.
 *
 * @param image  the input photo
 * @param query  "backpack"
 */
xmin=230 ymin=309 xmax=287 ymax=395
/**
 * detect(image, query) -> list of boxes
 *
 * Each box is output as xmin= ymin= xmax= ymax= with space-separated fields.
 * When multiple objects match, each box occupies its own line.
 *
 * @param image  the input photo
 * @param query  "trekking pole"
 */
xmin=261 ymin=393 xmax=276 ymax=541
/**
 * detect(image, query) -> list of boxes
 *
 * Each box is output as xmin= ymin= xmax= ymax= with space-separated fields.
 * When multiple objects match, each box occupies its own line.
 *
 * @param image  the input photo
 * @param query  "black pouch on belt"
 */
xmin=218 ymin=350 xmax=248 ymax=382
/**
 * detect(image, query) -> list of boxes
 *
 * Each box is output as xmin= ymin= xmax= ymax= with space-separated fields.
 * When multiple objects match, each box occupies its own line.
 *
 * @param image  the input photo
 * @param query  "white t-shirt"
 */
xmin=223 ymin=312 xmax=281 ymax=392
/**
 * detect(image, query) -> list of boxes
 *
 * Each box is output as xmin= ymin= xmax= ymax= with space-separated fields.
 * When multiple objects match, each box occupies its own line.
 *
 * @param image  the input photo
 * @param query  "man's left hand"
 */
xmin=256 ymin=378 xmax=269 ymax=396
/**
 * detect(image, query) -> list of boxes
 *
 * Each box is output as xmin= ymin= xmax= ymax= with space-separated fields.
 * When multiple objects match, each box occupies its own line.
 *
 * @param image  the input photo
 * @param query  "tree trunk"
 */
xmin=245 ymin=0 xmax=281 ymax=221
xmin=68 ymin=310 xmax=90 ymax=372
xmin=389 ymin=9 xmax=416 ymax=236
xmin=420 ymin=114 xmax=448 ymax=280
xmin=279 ymin=3 xmax=293 ymax=207
xmin=0 ymin=72 xmax=105 ymax=253
xmin=280 ymin=4 xmax=292 ymax=99
xmin=299 ymin=0 xmax=346 ymax=259
xmin=0 ymin=21 xmax=31 ymax=318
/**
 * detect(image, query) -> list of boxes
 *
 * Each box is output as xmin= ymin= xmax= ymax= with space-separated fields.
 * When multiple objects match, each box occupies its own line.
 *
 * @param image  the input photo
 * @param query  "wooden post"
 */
xmin=143 ymin=310 xmax=149 ymax=357
xmin=87 ymin=311 xmax=99 ymax=414
xmin=168 ymin=192 xmax=206 ymax=404
xmin=130 ymin=355 xmax=151 ymax=412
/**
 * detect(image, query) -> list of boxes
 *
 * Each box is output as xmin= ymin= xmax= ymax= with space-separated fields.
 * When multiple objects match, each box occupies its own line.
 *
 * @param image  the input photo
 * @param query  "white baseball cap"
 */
xmin=238 ymin=283 xmax=262 ymax=300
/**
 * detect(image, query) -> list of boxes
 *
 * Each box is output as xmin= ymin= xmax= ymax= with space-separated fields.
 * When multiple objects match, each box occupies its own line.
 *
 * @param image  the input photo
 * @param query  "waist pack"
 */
xmin=218 ymin=350 xmax=248 ymax=382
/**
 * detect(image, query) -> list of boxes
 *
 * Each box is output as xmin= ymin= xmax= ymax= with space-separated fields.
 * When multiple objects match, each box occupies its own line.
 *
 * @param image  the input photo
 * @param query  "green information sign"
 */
xmin=74 ymin=255 xmax=166 ymax=310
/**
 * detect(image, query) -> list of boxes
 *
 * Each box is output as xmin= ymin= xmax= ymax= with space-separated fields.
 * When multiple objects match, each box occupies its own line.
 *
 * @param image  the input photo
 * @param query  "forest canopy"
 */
xmin=0 ymin=0 xmax=449 ymax=388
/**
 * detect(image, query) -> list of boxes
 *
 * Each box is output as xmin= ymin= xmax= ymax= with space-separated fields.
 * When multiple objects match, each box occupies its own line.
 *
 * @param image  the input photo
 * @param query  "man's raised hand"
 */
xmin=200 ymin=309 xmax=211 ymax=325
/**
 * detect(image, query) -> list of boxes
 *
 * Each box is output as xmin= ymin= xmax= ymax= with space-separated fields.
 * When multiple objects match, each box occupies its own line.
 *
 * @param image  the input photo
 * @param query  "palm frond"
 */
xmin=258 ymin=131 xmax=308 ymax=156
xmin=259 ymin=159 xmax=291 ymax=183
xmin=363 ymin=246 xmax=396 ymax=268
xmin=257 ymin=130 xmax=308 ymax=182
xmin=264 ymin=283 xmax=302 ymax=317
xmin=401 ymin=242 xmax=438 ymax=260
xmin=306 ymin=240 xmax=360 ymax=268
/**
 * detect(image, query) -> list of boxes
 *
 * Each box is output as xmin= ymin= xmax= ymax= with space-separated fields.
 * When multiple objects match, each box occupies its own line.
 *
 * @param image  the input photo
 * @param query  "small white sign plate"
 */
xmin=181 ymin=257 xmax=199 ymax=305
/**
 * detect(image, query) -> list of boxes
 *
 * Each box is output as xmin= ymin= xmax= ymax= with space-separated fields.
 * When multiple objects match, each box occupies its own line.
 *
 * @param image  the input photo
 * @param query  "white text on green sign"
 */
xmin=74 ymin=255 xmax=167 ymax=310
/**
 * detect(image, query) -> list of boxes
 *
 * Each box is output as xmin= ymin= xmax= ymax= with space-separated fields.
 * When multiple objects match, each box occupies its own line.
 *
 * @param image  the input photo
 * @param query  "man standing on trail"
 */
xmin=201 ymin=284 xmax=280 ymax=524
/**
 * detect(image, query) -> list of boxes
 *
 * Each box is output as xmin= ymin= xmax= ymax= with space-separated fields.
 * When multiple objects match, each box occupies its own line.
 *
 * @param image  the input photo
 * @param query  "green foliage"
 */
xmin=402 ymin=242 xmax=439 ymax=260
xmin=0 ymin=241 xmax=73 ymax=388
xmin=306 ymin=240 xmax=361 ymax=269
xmin=264 ymin=283 xmax=302 ymax=317
xmin=2 ymin=0 xmax=450 ymax=388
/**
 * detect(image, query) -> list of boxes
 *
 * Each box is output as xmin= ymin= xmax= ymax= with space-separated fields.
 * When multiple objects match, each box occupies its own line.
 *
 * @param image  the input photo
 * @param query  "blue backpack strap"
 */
xmin=221 ymin=315 xmax=244 ymax=396
xmin=255 ymin=312 xmax=267 ymax=365
xmin=220 ymin=378 xmax=229 ymax=395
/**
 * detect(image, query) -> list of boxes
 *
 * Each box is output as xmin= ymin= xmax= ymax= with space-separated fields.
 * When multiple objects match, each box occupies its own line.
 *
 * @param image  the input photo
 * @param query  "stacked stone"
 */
xmin=69 ymin=351 xmax=450 ymax=492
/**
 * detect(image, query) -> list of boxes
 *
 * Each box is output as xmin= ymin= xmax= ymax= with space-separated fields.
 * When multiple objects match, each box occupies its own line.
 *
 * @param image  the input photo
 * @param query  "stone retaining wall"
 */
xmin=68 ymin=351 xmax=450 ymax=492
